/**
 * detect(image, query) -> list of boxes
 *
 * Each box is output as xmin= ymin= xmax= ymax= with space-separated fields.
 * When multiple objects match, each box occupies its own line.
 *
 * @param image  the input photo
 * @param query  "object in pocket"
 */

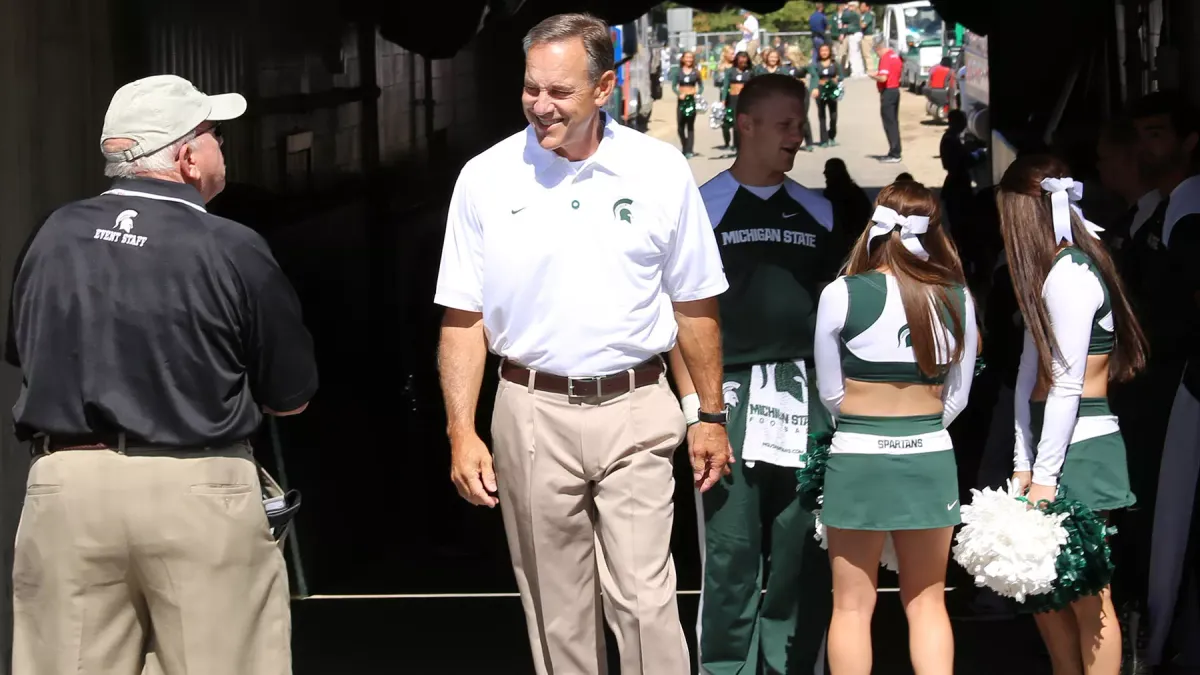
xmin=259 ymin=465 xmax=301 ymax=543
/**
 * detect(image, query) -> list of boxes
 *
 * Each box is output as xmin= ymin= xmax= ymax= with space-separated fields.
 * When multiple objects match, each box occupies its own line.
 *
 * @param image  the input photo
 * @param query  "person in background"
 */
xmin=841 ymin=1 xmax=865 ymax=77
xmin=895 ymin=172 xmax=915 ymax=182
xmin=714 ymin=46 xmax=736 ymax=151
xmin=859 ymin=3 xmax=877 ymax=70
xmin=870 ymin=40 xmax=904 ymax=163
xmin=677 ymin=73 xmax=838 ymax=675
xmin=824 ymin=158 xmax=872 ymax=261
xmin=6 ymin=74 xmax=316 ymax=674
xmin=722 ymin=51 xmax=755 ymax=155
xmin=671 ymin=51 xmax=704 ymax=158
xmin=1094 ymin=118 xmax=1160 ymax=271
xmin=815 ymin=181 xmax=977 ymax=675
xmin=755 ymin=48 xmax=785 ymax=76
xmin=784 ymin=45 xmax=816 ymax=153
xmin=809 ymin=43 xmax=844 ymax=148
xmin=832 ymin=3 xmax=848 ymax=72
xmin=736 ymin=10 xmax=760 ymax=61
xmin=810 ymin=2 xmax=830 ymax=63
xmin=436 ymin=14 xmax=731 ymax=675
xmin=1127 ymin=91 xmax=1200 ymax=670
xmin=998 ymin=154 xmax=1147 ymax=675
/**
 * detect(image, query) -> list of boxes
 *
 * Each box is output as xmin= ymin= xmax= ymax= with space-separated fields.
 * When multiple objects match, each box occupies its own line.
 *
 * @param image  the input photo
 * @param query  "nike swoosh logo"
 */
xmin=511 ymin=207 xmax=526 ymax=214
xmin=947 ymin=500 xmax=959 ymax=510
xmin=782 ymin=213 xmax=799 ymax=218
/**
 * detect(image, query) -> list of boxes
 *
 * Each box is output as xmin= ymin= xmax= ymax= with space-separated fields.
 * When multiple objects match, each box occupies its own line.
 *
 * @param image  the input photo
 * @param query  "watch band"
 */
xmin=697 ymin=409 xmax=728 ymax=425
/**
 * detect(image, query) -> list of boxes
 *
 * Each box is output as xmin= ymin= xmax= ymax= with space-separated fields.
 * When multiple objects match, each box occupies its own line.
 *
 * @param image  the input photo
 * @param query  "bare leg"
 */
xmin=826 ymin=527 xmax=885 ymax=675
xmin=1035 ymin=609 xmax=1085 ymax=675
xmin=1071 ymin=586 xmax=1122 ymax=675
xmin=893 ymin=528 xmax=955 ymax=675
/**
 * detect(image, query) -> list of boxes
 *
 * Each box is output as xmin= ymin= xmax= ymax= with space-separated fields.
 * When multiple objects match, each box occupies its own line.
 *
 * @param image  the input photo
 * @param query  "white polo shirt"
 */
xmin=435 ymin=113 xmax=728 ymax=377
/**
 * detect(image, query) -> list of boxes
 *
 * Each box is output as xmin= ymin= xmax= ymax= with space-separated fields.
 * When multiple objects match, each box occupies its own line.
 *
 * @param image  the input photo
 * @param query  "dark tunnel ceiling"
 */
xmin=353 ymin=0 xmax=992 ymax=60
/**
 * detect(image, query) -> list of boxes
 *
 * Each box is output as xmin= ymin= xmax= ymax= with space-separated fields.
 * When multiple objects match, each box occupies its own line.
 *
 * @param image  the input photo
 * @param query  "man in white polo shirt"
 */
xmin=435 ymin=12 xmax=730 ymax=675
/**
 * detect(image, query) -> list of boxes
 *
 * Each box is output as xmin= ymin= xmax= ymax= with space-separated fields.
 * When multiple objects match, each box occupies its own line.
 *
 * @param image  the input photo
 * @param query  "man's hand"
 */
xmin=1012 ymin=470 xmax=1032 ymax=495
xmin=450 ymin=432 xmax=499 ymax=507
xmin=690 ymin=421 xmax=733 ymax=492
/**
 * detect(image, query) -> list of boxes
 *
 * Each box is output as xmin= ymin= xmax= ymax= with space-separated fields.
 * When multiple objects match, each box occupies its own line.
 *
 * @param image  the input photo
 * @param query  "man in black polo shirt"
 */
xmin=4 ymin=74 xmax=316 ymax=675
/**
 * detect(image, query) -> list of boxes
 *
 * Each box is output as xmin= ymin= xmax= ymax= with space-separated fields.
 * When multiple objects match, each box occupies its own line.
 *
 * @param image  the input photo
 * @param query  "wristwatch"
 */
xmin=697 ymin=409 xmax=729 ymax=425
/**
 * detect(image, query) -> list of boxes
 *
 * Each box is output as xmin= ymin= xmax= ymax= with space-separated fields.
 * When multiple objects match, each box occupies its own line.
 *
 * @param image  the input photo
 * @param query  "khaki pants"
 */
xmin=835 ymin=37 xmax=849 ymax=71
xmin=861 ymin=33 xmax=877 ymax=70
xmin=491 ymin=373 xmax=689 ymax=675
xmin=13 ymin=443 xmax=291 ymax=675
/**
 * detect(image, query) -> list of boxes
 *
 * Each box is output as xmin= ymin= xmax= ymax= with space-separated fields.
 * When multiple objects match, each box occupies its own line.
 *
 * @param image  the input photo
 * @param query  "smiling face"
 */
xmin=740 ymin=91 xmax=807 ymax=174
xmin=765 ymin=50 xmax=781 ymax=68
xmin=522 ymin=38 xmax=615 ymax=159
xmin=682 ymin=52 xmax=695 ymax=68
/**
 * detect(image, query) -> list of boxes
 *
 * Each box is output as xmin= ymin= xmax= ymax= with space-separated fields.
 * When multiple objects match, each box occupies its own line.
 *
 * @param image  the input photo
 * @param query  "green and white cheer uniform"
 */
xmin=695 ymin=171 xmax=840 ymax=675
xmin=1014 ymin=247 xmax=1136 ymax=511
xmin=815 ymin=271 xmax=978 ymax=530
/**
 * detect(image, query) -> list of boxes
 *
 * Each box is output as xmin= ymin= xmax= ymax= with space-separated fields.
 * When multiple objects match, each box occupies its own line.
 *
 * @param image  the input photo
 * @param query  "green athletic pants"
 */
xmin=697 ymin=362 xmax=834 ymax=675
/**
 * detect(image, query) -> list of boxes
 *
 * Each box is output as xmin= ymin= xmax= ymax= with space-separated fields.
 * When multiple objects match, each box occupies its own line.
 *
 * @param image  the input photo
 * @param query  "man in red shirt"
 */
xmin=870 ymin=41 xmax=903 ymax=162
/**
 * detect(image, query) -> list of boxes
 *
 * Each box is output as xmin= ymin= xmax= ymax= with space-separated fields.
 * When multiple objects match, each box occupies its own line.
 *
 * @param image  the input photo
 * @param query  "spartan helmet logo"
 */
xmin=612 ymin=198 xmax=633 ymax=223
xmin=772 ymin=361 xmax=806 ymax=404
xmin=897 ymin=324 xmax=913 ymax=348
xmin=723 ymin=381 xmax=741 ymax=409
xmin=114 ymin=209 xmax=139 ymax=233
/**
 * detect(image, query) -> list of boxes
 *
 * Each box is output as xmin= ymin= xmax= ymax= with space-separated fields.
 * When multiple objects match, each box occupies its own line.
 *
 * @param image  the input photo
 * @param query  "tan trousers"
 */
xmin=13 ymin=444 xmax=291 ymax=675
xmin=835 ymin=37 xmax=849 ymax=71
xmin=491 ymin=373 xmax=689 ymax=675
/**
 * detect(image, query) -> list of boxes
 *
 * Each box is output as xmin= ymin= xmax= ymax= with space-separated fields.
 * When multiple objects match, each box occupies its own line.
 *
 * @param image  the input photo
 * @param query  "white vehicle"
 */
xmin=883 ymin=1 xmax=944 ymax=91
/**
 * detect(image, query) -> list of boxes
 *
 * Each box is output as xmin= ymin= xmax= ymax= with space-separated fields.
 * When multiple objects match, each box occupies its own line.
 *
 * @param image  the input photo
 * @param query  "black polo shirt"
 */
xmin=4 ymin=177 xmax=317 ymax=447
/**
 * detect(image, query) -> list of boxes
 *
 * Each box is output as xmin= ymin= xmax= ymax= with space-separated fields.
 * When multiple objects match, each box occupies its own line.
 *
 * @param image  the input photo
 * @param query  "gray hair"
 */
xmin=102 ymin=130 xmax=199 ymax=179
xmin=522 ymin=13 xmax=614 ymax=84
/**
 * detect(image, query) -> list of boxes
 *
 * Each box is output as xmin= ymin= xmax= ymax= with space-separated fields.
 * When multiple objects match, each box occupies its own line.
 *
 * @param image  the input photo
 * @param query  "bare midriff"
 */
xmin=1030 ymin=354 xmax=1110 ymax=402
xmin=678 ymin=84 xmax=697 ymax=95
xmin=839 ymin=379 xmax=945 ymax=417
xmin=729 ymin=82 xmax=745 ymax=96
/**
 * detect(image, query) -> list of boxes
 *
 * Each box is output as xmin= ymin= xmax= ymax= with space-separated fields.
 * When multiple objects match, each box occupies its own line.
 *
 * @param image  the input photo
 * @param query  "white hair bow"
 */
xmin=868 ymin=205 xmax=930 ymax=259
xmin=1039 ymin=177 xmax=1105 ymax=244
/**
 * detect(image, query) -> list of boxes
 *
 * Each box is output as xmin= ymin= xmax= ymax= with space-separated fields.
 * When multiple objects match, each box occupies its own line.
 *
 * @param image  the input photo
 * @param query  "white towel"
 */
xmin=740 ymin=360 xmax=811 ymax=468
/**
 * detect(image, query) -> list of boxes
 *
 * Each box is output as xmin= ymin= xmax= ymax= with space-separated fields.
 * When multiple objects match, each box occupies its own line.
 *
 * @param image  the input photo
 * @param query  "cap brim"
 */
xmin=207 ymin=93 xmax=247 ymax=121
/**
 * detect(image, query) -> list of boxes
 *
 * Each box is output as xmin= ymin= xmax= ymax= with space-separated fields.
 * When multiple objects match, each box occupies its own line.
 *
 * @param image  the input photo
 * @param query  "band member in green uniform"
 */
xmin=670 ymin=74 xmax=841 ymax=675
xmin=815 ymin=182 xmax=977 ymax=675
xmin=998 ymin=155 xmax=1147 ymax=675
xmin=722 ymin=51 xmax=755 ymax=154
xmin=809 ymin=43 xmax=844 ymax=147
xmin=670 ymin=51 xmax=704 ymax=158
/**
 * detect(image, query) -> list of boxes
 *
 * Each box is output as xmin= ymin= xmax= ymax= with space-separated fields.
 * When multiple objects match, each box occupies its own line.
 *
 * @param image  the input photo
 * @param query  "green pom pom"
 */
xmin=974 ymin=355 xmax=987 ymax=378
xmin=1022 ymin=490 xmax=1117 ymax=614
xmin=795 ymin=431 xmax=833 ymax=512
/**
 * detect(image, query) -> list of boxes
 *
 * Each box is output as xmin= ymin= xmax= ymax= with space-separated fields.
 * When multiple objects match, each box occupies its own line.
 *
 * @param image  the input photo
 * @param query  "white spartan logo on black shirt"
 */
xmin=94 ymin=209 xmax=148 ymax=247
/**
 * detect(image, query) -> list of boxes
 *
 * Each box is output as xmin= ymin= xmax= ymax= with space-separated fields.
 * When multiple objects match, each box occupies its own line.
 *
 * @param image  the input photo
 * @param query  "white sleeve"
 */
xmin=815 ymin=277 xmax=849 ymax=420
xmin=941 ymin=290 xmax=978 ymax=427
xmin=434 ymin=167 xmax=485 ymax=312
xmin=662 ymin=165 xmax=729 ymax=302
xmin=1032 ymin=261 xmax=1103 ymax=487
xmin=1013 ymin=329 xmax=1037 ymax=471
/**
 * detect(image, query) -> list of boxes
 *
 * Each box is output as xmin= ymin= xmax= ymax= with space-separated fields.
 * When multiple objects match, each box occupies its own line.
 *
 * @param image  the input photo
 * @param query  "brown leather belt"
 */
xmin=500 ymin=358 xmax=664 ymax=398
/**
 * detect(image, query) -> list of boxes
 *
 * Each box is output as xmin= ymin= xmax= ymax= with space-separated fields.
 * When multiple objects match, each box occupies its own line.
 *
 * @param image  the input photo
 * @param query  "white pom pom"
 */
xmin=814 ymin=509 xmax=899 ymax=571
xmin=952 ymin=480 xmax=1068 ymax=602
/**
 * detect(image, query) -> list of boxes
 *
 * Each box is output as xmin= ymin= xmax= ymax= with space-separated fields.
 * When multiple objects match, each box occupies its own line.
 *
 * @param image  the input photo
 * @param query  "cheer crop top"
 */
xmin=1013 ymin=247 xmax=1117 ymax=487
xmin=814 ymin=271 xmax=978 ymax=426
xmin=672 ymin=67 xmax=703 ymax=92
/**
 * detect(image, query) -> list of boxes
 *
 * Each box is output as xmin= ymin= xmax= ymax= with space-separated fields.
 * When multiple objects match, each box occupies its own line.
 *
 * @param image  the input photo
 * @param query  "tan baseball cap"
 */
xmin=101 ymin=74 xmax=247 ymax=163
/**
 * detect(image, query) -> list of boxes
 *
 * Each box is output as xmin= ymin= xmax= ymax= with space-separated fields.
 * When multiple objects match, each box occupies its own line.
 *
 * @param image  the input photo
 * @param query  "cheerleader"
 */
xmin=784 ymin=45 xmax=816 ymax=152
xmin=754 ymin=47 xmax=785 ymax=75
xmin=808 ymin=43 xmax=844 ymax=147
xmin=669 ymin=51 xmax=704 ymax=158
xmin=713 ymin=46 xmax=735 ymax=149
xmin=996 ymin=155 xmax=1148 ymax=675
xmin=815 ymin=181 xmax=978 ymax=675
xmin=722 ymin=51 xmax=754 ymax=153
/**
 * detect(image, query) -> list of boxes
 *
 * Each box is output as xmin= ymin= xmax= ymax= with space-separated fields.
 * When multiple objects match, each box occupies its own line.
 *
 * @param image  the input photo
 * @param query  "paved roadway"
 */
xmin=647 ymin=76 xmax=945 ymax=195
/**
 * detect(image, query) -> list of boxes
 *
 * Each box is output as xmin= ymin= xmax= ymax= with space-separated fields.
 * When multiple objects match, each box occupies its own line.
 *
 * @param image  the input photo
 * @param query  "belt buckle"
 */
xmin=567 ymin=375 xmax=602 ymax=398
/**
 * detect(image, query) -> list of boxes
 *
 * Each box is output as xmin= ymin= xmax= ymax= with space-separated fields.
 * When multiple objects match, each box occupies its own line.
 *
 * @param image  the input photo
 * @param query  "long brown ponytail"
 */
xmin=996 ymin=154 xmax=1147 ymax=387
xmin=845 ymin=181 xmax=968 ymax=378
